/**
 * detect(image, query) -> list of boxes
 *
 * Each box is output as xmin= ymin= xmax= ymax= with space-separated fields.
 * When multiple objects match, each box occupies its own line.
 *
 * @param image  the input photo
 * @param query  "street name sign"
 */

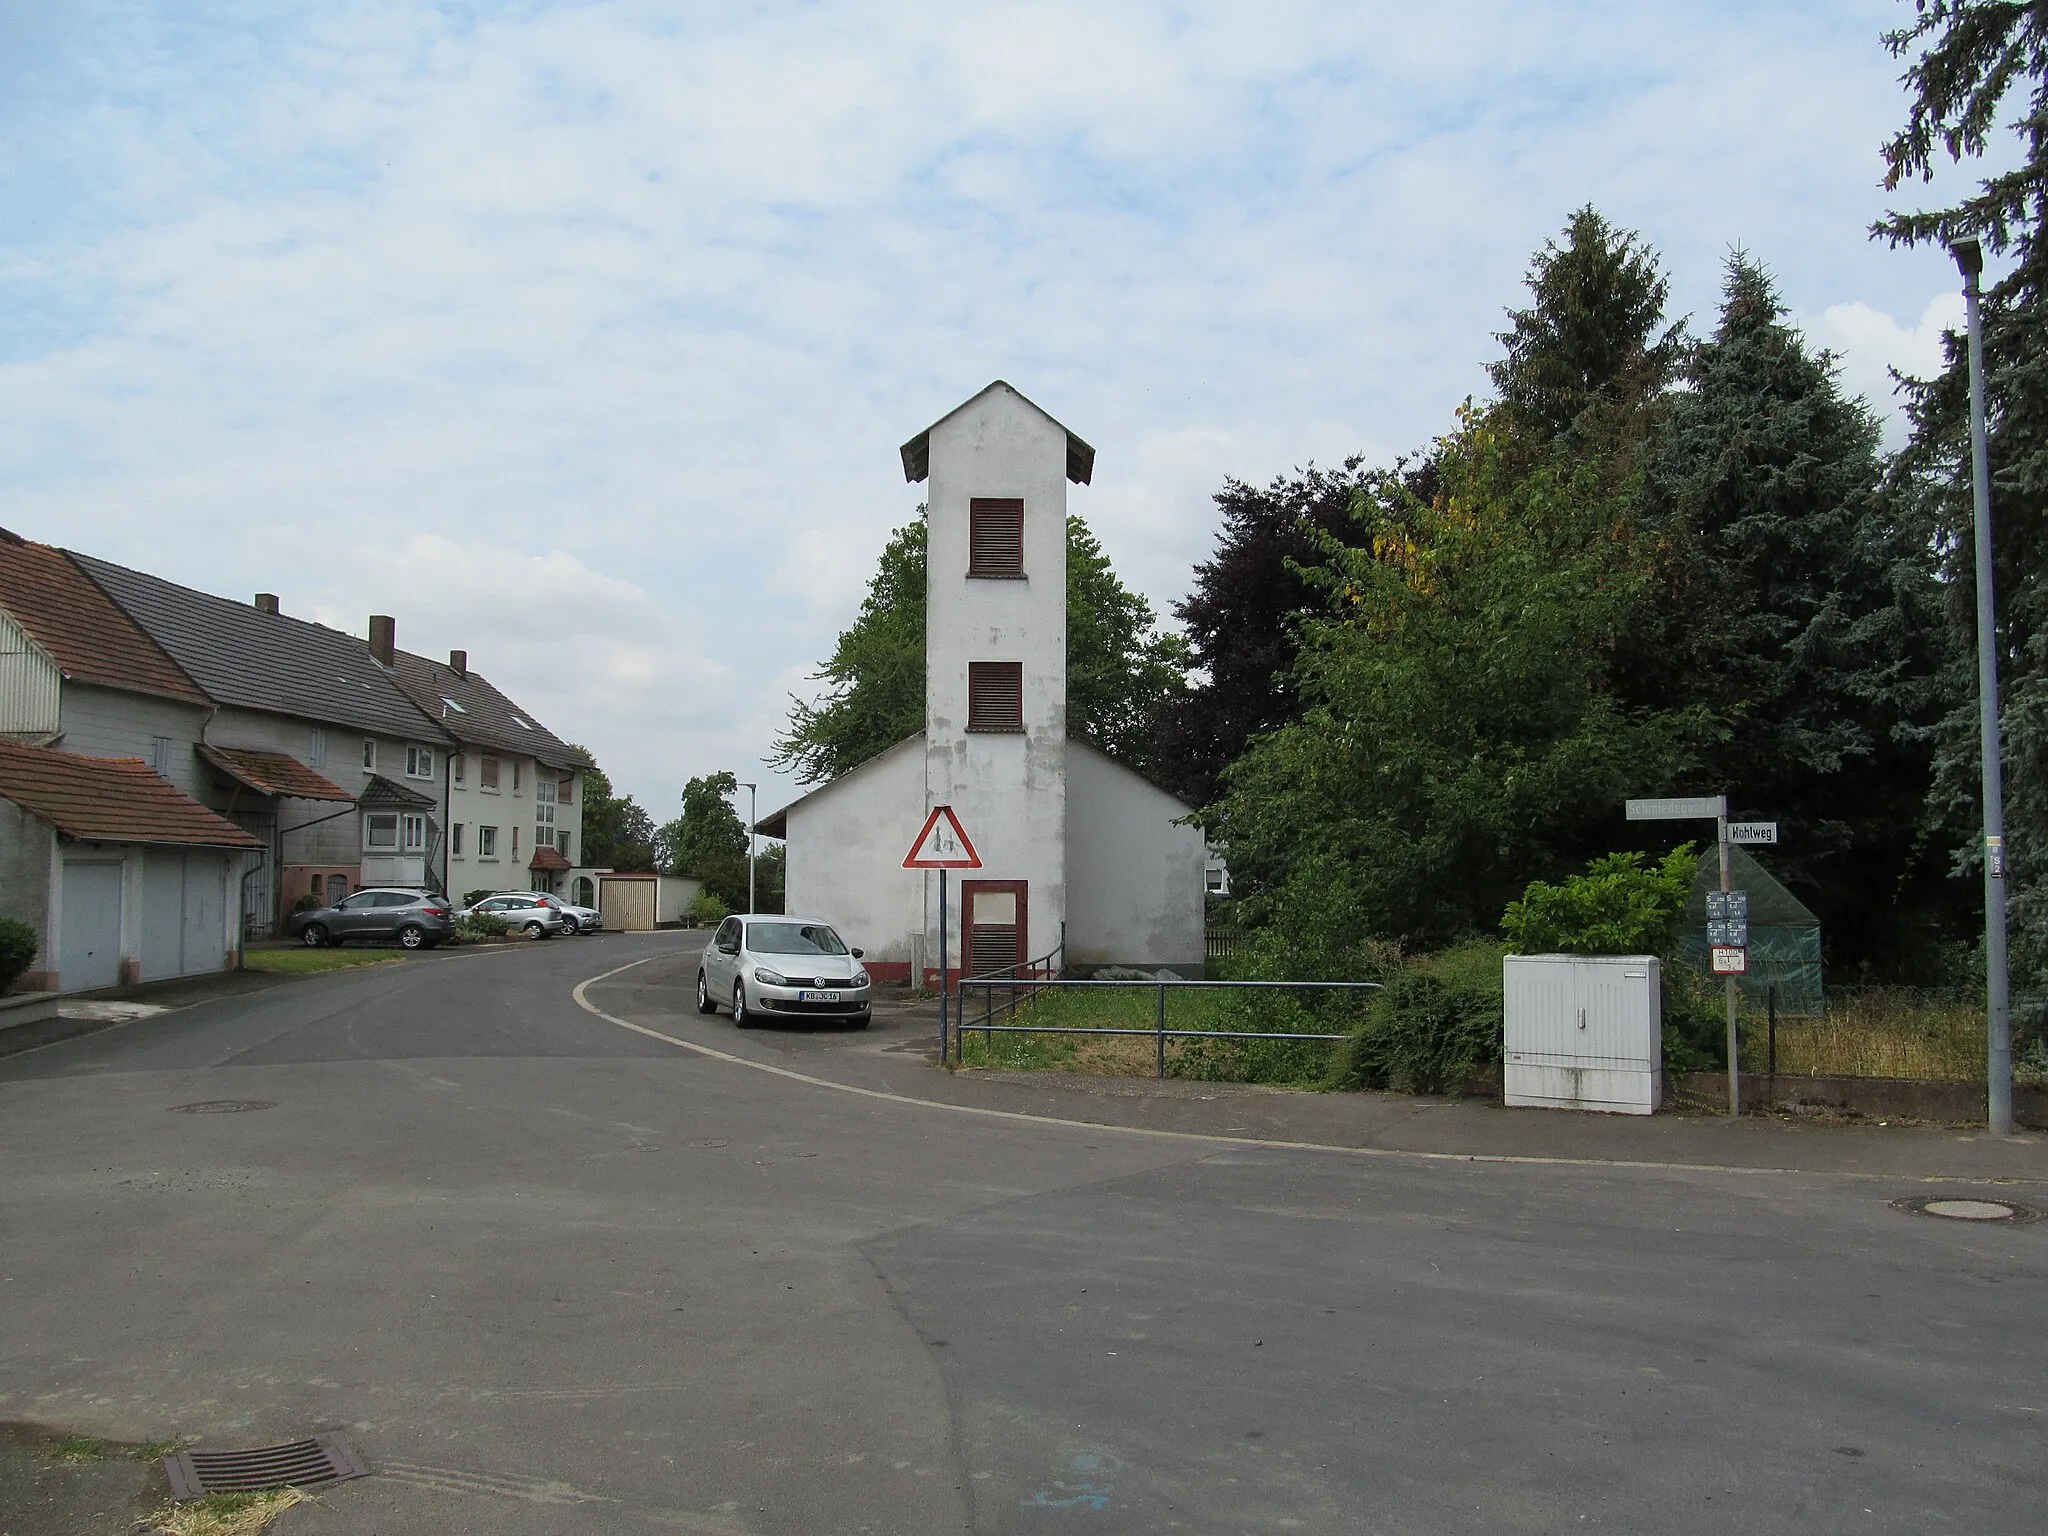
xmin=1727 ymin=822 xmax=1778 ymax=845
xmin=1711 ymin=947 xmax=1749 ymax=975
xmin=903 ymin=805 xmax=981 ymax=869
xmin=1626 ymin=796 xmax=1727 ymax=822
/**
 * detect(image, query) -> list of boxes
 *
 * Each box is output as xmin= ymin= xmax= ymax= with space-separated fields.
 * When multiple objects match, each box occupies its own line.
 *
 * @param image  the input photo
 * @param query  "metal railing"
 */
xmin=942 ymin=976 xmax=1384 ymax=1077
xmin=958 ymin=931 xmax=1066 ymax=1032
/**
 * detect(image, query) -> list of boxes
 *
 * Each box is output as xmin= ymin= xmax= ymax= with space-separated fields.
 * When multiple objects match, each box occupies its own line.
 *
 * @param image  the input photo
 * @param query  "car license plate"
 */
xmin=799 ymin=990 xmax=842 ymax=1003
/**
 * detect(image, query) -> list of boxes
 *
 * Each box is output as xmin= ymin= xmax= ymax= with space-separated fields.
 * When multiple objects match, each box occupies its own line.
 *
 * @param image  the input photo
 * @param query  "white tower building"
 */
xmin=764 ymin=381 xmax=1205 ymax=983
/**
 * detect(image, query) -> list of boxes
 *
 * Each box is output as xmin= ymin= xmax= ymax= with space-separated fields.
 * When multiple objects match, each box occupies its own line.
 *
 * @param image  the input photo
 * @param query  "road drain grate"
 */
xmin=164 ymin=1432 xmax=368 ymax=1500
xmin=1891 ymin=1195 xmax=2042 ymax=1224
xmin=166 ymin=1100 xmax=278 ymax=1114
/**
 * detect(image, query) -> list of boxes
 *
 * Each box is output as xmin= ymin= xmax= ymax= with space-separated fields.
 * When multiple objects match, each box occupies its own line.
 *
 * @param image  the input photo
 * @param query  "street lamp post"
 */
xmin=1953 ymin=236 xmax=2015 ymax=1138
xmin=737 ymin=781 xmax=758 ymax=915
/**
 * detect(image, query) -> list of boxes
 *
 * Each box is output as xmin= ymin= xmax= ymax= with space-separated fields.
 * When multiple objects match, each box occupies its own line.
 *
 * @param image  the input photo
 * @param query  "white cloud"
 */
xmin=0 ymin=0 xmax=1970 ymax=808
xmin=1814 ymin=292 xmax=1965 ymax=431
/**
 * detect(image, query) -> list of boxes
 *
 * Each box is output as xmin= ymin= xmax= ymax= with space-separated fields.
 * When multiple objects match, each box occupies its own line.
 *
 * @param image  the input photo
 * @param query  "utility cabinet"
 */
xmin=1503 ymin=955 xmax=1662 ymax=1115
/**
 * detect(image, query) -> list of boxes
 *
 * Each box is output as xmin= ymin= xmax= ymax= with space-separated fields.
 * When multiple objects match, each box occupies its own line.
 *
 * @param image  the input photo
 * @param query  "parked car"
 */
xmin=697 ymin=915 xmax=871 ymax=1026
xmin=532 ymin=891 xmax=602 ymax=934
xmin=458 ymin=893 xmax=568 ymax=939
xmin=289 ymin=888 xmax=454 ymax=950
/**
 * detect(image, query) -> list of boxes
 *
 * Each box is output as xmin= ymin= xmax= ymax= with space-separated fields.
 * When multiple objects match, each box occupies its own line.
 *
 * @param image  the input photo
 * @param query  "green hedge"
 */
xmin=1334 ymin=940 xmax=1505 ymax=1094
xmin=0 ymin=917 xmax=37 ymax=992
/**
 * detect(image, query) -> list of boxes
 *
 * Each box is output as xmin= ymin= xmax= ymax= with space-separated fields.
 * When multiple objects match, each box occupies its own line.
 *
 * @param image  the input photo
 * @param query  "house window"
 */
xmin=150 ymin=736 xmax=173 ymax=776
xmin=968 ymin=498 xmax=1025 ymax=577
xmin=452 ymin=753 xmax=465 ymax=786
xmin=557 ymin=776 xmax=573 ymax=805
xmin=481 ymin=756 xmax=500 ymax=791
xmin=512 ymin=760 xmax=522 ymax=794
xmin=558 ymin=831 xmax=570 ymax=855
xmin=536 ymin=778 xmax=556 ymax=849
xmin=479 ymin=825 xmax=498 ymax=858
xmin=308 ymin=729 xmax=326 ymax=768
xmin=402 ymin=813 xmax=427 ymax=851
xmin=362 ymin=738 xmax=377 ymax=772
xmin=405 ymin=745 xmax=434 ymax=780
xmin=967 ymin=661 xmax=1024 ymax=732
xmin=364 ymin=813 xmax=400 ymax=850
xmin=452 ymin=823 xmax=465 ymax=856
xmin=512 ymin=825 xmax=521 ymax=858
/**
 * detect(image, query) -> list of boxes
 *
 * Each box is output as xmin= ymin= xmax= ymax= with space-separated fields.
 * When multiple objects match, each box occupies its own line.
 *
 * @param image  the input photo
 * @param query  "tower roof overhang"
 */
xmin=899 ymin=381 xmax=1094 ymax=486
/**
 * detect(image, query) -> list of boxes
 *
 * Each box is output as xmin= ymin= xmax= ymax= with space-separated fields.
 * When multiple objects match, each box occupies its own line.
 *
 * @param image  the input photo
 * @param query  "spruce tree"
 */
xmin=1876 ymin=3 xmax=2048 ymax=991
xmin=1644 ymin=255 xmax=1945 ymax=970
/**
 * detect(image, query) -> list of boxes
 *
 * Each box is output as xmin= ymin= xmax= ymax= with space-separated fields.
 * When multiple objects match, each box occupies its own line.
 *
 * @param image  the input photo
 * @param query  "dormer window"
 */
xmin=968 ymin=498 xmax=1025 ymax=578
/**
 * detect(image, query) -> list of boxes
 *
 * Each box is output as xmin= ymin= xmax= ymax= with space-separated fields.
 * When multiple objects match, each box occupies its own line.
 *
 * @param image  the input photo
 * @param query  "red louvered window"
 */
xmin=968 ymin=498 xmax=1025 ymax=578
xmin=967 ymin=662 xmax=1024 ymax=732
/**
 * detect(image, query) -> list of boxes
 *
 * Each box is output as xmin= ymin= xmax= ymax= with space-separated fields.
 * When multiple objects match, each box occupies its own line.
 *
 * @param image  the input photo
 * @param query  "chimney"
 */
xmin=449 ymin=649 xmax=468 ymax=678
xmin=369 ymin=614 xmax=396 ymax=667
xmin=254 ymin=593 xmax=279 ymax=614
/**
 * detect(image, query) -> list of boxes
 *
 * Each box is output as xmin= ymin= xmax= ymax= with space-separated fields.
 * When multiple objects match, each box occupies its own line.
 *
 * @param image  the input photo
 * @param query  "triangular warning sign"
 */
xmin=902 ymin=805 xmax=982 ymax=869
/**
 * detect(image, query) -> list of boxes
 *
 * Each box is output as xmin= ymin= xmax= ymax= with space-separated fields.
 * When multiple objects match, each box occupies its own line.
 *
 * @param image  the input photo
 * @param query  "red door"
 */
xmin=960 ymin=880 xmax=1028 ymax=976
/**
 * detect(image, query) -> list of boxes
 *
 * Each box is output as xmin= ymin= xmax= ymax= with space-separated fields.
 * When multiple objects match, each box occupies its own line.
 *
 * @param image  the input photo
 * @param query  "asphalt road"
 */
xmin=1 ymin=934 xmax=2043 ymax=1534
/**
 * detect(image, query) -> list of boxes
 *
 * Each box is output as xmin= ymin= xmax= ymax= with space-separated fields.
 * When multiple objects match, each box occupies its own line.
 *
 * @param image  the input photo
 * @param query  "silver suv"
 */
xmin=697 ymin=916 xmax=872 ymax=1026
xmin=289 ymin=889 xmax=455 ymax=949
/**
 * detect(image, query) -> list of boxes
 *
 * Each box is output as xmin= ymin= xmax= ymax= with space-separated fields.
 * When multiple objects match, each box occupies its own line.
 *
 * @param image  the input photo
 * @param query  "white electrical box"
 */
xmin=1503 ymin=955 xmax=1662 ymax=1115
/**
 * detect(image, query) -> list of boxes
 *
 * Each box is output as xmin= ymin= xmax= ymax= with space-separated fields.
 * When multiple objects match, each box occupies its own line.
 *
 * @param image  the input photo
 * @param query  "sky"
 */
xmin=0 ymin=0 xmax=2003 ymax=820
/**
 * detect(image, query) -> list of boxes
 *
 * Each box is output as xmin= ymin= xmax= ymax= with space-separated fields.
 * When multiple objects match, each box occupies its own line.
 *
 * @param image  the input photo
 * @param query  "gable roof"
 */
xmin=0 ymin=535 xmax=208 ymax=705
xmin=899 ymin=381 xmax=1095 ymax=486
xmin=69 ymin=553 xmax=452 ymax=744
xmin=197 ymin=744 xmax=354 ymax=803
xmin=755 ymin=732 xmax=925 ymax=839
xmin=0 ymin=739 xmax=263 ymax=848
xmin=390 ymin=650 xmax=591 ymax=772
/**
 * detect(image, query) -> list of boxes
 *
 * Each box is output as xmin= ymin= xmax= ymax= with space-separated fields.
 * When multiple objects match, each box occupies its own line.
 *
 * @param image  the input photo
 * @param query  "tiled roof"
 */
xmin=0 ymin=536 xmax=208 ymax=704
xmin=391 ymin=650 xmax=591 ymax=772
xmin=529 ymin=846 xmax=571 ymax=872
xmin=70 ymin=553 xmax=453 ymax=744
xmin=197 ymin=745 xmax=354 ymax=803
xmin=0 ymin=739 xmax=263 ymax=848
xmin=358 ymin=774 xmax=435 ymax=809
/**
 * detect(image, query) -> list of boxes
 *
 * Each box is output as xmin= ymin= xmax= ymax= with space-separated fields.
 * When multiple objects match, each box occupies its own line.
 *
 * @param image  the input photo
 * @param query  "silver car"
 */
xmin=697 ymin=915 xmax=872 ymax=1026
xmin=458 ymin=893 xmax=568 ymax=939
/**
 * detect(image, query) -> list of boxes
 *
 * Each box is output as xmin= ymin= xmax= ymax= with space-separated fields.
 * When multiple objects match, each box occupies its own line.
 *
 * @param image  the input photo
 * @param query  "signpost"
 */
xmin=903 ymin=806 xmax=981 ymax=1052
xmin=1627 ymin=793 xmax=1777 ymax=1118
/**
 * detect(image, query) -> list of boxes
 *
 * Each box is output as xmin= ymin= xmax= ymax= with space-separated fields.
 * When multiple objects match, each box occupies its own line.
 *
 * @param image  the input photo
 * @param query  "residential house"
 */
xmin=391 ymin=645 xmax=592 ymax=903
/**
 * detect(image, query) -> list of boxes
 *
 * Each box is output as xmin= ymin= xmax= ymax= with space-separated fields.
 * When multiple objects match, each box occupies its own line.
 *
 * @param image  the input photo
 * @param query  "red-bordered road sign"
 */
xmin=903 ymin=805 xmax=981 ymax=869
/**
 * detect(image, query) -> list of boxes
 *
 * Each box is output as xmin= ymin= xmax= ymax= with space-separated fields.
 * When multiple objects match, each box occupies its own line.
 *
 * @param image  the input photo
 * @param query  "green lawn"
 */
xmin=241 ymin=947 xmax=406 ymax=976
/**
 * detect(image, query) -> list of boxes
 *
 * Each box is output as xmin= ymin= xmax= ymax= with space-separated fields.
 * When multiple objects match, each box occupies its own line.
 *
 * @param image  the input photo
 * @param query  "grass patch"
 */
xmin=149 ymin=1488 xmax=311 ymax=1535
xmin=241 ymin=948 xmax=403 ymax=976
xmin=47 ymin=1433 xmax=109 ymax=1462
xmin=1742 ymin=988 xmax=1990 ymax=1082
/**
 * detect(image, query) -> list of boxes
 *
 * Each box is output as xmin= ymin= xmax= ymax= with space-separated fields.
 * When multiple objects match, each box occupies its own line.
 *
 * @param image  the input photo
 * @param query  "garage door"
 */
xmin=60 ymin=860 xmax=123 ymax=992
xmin=142 ymin=849 xmax=230 ymax=981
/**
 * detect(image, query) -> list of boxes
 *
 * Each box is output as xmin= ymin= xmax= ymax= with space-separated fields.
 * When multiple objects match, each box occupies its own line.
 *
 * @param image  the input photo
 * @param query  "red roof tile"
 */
xmin=0 ymin=537 xmax=207 ymax=704
xmin=0 ymin=740 xmax=263 ymax=848
xmin=528 ymin=846 xmax=571 ymax=872
xmin=198 ymin=745 xmax=353 ymax=802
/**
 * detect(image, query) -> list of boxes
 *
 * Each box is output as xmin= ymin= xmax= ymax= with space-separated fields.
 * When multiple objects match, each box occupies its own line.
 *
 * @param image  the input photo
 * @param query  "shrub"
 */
xmin=0 ymin=917 xmax=37 ymax=991
xmin=453 ymin=913 xmax=511 ymax=942
xmin=289 ymin=892 xmax=321 ymax=915
xmin=1501 ymin=845 xmax=1695 ymax=956
xmin=462 ymin=888 xmax=496 ymax=909
xmin=1334 ymin=940 xmax=1506 ymax=1094
xmin=690 ymin=890 xmax=728 ymax=926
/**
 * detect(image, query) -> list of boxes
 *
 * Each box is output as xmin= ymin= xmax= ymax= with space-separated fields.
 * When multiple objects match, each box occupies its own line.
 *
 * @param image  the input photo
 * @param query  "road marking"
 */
xmin=572 ymin=955 xmax=2048 ymax=1184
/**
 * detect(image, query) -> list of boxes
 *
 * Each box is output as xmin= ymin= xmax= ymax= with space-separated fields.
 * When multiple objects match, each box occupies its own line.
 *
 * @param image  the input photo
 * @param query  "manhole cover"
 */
xmin=1891 ymin=1195 xmax=2042 ymax=1224
xmin=167 ymin=1100 xmax=278 ymax=1114
xmin=164 ymin=1432 xmax=368 ymax=1499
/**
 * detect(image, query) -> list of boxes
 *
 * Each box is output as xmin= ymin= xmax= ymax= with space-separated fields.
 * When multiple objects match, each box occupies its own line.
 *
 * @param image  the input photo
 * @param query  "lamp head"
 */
xmin=1952 ymin=237 xmax=1984 ymax=279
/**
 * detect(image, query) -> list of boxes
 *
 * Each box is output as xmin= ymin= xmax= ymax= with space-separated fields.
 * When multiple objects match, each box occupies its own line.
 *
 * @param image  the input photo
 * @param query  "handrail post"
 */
xmin=1156 ymin=979 xmax=1167 ymax=1079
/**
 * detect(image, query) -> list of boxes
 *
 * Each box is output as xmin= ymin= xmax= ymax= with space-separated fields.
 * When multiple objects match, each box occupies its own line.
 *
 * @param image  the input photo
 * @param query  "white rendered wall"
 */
xmin=56 ymin=683 xmax=210 ymax=800
xmin=923 ymin=386 xmax=1069 ymax=971
xmin=783 ymin=734 xmax=927 ymax=970
xmin=1063 ymin=743 xmax=1206 ymax=971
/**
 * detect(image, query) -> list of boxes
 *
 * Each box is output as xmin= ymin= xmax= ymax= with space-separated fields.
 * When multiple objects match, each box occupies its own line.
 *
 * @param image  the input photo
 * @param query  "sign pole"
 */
xmin=939 ymin=867 xmax=949 ymax=1061
xmin=1719 ymin=809 xmax=1739 ymax=1118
